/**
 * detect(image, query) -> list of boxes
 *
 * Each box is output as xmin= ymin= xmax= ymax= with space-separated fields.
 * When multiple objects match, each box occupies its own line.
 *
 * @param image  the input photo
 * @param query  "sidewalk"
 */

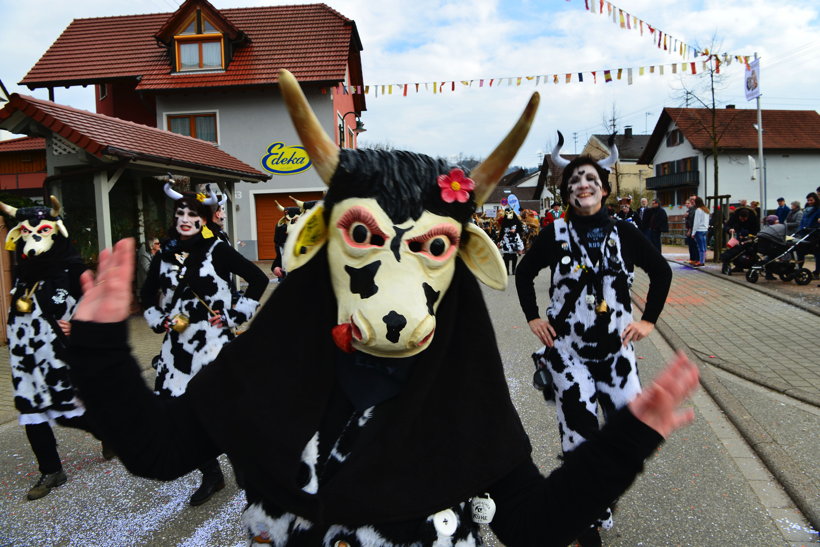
xmin=632 ymin=246 xmax=820 ymax=529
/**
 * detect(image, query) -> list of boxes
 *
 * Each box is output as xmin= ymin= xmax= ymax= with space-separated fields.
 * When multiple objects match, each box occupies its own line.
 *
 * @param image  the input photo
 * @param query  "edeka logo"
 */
xmin=261 ymin=142 xmax=312 ymax=175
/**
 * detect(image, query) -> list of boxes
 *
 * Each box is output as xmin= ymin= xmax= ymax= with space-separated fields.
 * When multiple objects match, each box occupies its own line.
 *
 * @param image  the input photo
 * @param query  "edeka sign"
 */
xmin=261 ymin=142 xmax=312 ymax=175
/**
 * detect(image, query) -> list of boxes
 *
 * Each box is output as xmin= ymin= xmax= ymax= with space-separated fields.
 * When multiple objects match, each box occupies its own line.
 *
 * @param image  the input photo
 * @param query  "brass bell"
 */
xmin=594 ymin=300 xmax=609 ymax=314
xmin=171 ymin=313 xmax=190 ymax=333
xmin=16 ymin=297 xmax=33 ymax=314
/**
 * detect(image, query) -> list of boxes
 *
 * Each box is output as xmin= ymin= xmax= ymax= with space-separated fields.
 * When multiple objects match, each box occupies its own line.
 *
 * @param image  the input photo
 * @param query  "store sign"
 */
xmin=261 ymin=142 xmax=312 ymax=175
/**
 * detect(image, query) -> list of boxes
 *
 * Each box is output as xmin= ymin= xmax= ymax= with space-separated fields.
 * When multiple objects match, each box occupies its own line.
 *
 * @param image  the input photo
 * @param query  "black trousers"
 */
xmin=25 ymin=416 xmax=94 ymax=474
xmin=503 ymin=254 xmax=518 ymax=274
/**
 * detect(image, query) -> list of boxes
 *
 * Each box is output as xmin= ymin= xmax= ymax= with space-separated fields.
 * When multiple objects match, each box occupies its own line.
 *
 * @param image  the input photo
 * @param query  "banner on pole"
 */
xmin=745 ymin=58 xmax=761 ymax=101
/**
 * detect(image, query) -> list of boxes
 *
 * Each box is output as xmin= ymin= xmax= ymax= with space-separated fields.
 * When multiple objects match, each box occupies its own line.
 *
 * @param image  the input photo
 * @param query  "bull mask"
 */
xmin=1 ymin=196 xmax=69 ymax=258
xmin=277 ymin=69 xmax=539 ymax=357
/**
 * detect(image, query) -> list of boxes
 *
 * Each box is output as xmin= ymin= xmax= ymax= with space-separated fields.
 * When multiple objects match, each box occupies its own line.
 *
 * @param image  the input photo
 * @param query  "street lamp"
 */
xmin=339 ymin=111 xmax=366 ymax=148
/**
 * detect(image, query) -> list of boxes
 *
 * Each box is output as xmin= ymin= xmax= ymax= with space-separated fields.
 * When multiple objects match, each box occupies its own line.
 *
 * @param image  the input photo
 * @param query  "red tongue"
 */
xmin=331 ymin=323 xmax=355 ymax=353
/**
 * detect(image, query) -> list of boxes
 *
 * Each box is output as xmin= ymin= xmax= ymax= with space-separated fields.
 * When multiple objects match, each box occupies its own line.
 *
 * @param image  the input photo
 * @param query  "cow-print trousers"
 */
xmin=541 ymin=345 xmax=642 ymax=530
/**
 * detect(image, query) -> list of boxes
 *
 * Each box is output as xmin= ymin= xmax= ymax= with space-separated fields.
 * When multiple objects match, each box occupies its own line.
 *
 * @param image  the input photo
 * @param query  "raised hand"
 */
xmin=628 ymin=351 xmax=700 ymax=438
xmin=74 ymin=238 xmax=136 ymax=324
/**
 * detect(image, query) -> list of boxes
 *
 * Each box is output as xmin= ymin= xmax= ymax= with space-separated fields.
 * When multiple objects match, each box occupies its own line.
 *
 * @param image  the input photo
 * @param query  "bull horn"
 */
xmin=0 ymin=200 xmax=18 ymax=218
xmin=470 ymin=92 xmax=540 ymax=206
xmin=49 ymin=195 xmax=63 ymax=217
xmin=274 ymin=200 xmax=285 ymax=212
xmin=201 ymin=185 xmax=218 ymax=206
xmin=550 ymin=131 xmax=571 ymax=170
xmin=278 ymin=69 xmax=339 ymax=184
xmin=598 ymin=133 xmax=619 ymax=172
xmin=290 ymin=195 xmax=305 ymax=210
xmin=164 ymin=182 xmax=184 ymax=201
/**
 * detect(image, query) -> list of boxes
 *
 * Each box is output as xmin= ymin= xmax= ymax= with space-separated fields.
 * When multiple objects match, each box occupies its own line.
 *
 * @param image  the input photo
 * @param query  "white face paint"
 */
xmin=327 ymin=197 xmax=462 ymax=357
xmin=175 ymin=207 xmax=203 ymax=239
xmin=566 ymin=164 xmax=607 ymax=216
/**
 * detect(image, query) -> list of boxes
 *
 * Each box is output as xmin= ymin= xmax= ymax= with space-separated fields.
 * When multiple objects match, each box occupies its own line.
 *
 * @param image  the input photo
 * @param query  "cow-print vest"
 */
xmin=548 ymin=218 xmax=635 ymax=360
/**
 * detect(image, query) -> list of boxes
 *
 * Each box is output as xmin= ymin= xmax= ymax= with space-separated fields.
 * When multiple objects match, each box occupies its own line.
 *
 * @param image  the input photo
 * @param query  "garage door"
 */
xmin=255 ymin=191 xmax=325 ymax=260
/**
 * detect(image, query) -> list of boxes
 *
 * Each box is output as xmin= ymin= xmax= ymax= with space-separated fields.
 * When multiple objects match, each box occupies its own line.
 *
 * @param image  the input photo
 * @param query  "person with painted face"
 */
xmin=0 ymin=197 xmax=111 ymax=500
xmin=516 ymin=138 xmax=672 ymax=546
xmin=139 ymin=183 xmax=268 ymax=506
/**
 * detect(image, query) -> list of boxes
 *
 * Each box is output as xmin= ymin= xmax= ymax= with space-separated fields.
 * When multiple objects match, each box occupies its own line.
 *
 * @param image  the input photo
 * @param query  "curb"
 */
xmin=632 ymin=295 xmax=820 ymax=532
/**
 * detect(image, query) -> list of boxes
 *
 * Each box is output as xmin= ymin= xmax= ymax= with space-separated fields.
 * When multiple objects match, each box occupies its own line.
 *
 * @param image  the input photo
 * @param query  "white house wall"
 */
xmin=155 ymin=87 xmax=331 ymax=260
xmin=652 ymin=121 xmax=820 ymax=210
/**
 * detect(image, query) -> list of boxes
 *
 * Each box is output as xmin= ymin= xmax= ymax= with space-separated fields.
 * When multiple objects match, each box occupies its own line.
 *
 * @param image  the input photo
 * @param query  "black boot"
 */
xmin=189 ymin=460 xmax=225 ymax=506
xmin=576 ymin=526 xmax=602 ymax=547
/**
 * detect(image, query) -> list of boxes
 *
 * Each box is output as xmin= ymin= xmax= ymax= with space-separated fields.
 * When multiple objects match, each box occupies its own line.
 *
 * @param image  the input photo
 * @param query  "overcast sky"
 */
xmin=1 ymin=0 xmax=818 ymax=168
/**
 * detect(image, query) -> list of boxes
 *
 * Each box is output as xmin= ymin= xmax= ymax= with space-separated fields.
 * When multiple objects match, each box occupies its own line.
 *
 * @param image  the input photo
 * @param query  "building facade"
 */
xmin=19 ymin=0 xmax=366 ymax=260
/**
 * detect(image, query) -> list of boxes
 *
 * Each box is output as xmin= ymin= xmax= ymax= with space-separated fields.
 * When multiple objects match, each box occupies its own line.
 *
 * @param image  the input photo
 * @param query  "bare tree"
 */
xmin=670 ymin=37 xmax=738 ymax=259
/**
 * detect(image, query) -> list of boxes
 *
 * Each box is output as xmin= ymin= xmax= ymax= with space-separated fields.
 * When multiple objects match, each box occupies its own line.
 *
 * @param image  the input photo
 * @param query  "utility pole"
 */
xmin=572 ymin=132 xmax=578 ymax=154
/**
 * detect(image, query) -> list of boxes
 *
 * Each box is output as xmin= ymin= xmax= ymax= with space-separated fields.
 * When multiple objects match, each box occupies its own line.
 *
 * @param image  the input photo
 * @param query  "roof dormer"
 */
xmin=154 ymin=0 xmax=246 ymax=73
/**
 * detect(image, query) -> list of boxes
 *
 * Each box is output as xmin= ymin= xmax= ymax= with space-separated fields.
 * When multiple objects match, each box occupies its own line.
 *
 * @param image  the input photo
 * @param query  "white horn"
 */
xmin=202 ymin=185 xmax=218 ymax=206
xmin=0 ymin=201 xmax=18 ymax=218
xmin=164 ymin=182 xmax=184 ymax=201
xmin=598 ymin=133 xmax=619 ymax=172
xmin=550 ymin=131 xmax=570 ymax=169
xmin=49 ymin=195 xmax=63 ymax=218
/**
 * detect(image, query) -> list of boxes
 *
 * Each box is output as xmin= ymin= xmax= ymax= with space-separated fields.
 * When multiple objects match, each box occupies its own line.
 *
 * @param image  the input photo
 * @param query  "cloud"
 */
xmin=1 ymin=0 xmax=818 ymax=168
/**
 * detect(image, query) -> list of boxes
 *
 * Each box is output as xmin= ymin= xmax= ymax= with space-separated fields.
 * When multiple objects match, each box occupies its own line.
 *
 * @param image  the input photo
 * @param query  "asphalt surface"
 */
xmin=0 ymin=256 xmax=818 ymax=546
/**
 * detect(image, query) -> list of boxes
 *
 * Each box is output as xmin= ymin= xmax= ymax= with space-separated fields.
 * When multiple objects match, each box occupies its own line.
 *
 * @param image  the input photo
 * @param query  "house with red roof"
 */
xmin=18 ymin=0 xmax=366 ymax=260
xmin=639 ymin=107 xmax=820 ymax=213
xmin=0 ymin=93 xmax=268 ymax=262
xmin=0 ymin=137 xmax=47 ymax=196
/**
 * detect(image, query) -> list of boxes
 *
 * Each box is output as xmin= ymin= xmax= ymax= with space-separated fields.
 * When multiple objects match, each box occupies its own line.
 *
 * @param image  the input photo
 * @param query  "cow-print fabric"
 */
xmin=242 ymin=406 xmax=482 ymax=546
xmin=533 ymin=217 xmax=641 ymax=530
xmin=8 ymin=271 xmax=84 ymax=425
xmin=144 ymin=239 xmax=259 ymax=397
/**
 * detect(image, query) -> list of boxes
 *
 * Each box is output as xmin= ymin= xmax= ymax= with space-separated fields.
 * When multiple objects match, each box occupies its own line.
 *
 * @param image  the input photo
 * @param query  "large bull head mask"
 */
xmin=1 ymin=196 xmax=69 ymax=258
xmin=278 ymin=70 xmax=539 ymax=357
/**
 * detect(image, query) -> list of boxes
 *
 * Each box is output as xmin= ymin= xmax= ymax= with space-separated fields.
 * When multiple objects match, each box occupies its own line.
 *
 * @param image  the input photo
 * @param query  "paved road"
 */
xmin=0 ymin=261 xmax=818 ymax=546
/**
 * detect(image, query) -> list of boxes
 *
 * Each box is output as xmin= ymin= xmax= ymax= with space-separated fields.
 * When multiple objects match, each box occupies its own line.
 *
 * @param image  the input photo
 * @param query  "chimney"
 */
xmin=624 ymin=126 xmax=633 ymax=138
xmin=725 ymin=105 xmax=736 ymax=109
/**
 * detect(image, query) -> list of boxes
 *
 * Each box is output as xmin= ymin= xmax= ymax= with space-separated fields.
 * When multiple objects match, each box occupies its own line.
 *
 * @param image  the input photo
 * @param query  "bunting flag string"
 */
xmin=331 ymin=55 xmax=751 ymax=97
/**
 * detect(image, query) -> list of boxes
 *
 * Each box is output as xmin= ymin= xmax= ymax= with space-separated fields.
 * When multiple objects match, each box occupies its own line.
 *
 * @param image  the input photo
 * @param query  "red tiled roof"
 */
xmin=639 ymin=108 xmax=820 ymax=163
xmin=0 ymin=94 xmax=268 ymax=181
xmin=20 ymin=3 xmax=359 ymax=92
xmin=0 ymin=136 xmax=46 ymax=153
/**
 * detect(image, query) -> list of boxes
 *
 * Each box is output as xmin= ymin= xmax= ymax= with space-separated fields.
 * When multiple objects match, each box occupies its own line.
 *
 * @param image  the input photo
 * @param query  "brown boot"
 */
xmin=27 ymin=470 xmax=67 ymax=500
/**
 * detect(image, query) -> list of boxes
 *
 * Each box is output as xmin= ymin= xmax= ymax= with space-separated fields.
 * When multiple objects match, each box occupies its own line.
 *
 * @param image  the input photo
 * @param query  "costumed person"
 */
xmin=515 ymin=133 xmax=673 ymax=546
xmin=498 ymin=224 xmax=525 ymax=275
xmin=1 ymin=197 xmax=110 ymax=500
xmin=543 ymin=202 xmax=564 ymax=227
xmin=139 ymin=181 xmax=268 ymax=506
xmin=270 ymin=200 xmax=302 ymax=281
xmin=205 ymin=184 xmax=231 ymax=245
xmin=65 ymin=72 xmax=698 ymax=546
xmin=520 ymin=209 xmax=541 ymax=251
xmin=615 ymin=196 xmax=638 ymax=226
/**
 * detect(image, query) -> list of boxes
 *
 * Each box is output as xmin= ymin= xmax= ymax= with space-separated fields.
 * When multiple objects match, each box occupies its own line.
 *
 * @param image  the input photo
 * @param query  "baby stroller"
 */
xmin=744 ymin=229 xmax=818 ymax=285
xmin=721 ymin=236 xmax=758 ymax=275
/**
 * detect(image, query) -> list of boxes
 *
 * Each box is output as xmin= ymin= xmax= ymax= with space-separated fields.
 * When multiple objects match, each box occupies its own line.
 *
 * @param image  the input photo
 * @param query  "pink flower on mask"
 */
xmin=437 ymin=169 xmax=475 ymax=203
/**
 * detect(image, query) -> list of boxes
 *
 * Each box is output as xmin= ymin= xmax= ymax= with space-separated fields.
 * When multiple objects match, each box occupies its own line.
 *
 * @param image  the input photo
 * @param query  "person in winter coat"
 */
xmin=691 ymin=197 xmax=710 ymax=266
xmin=784 ymin=201 xmax=804 ymax=235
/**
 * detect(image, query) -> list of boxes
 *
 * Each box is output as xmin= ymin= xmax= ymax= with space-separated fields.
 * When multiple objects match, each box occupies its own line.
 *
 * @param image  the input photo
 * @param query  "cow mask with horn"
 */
xmin=163 ymin=177 xmax=219 ymax=239
xmin=278 ymin=69 xmax=539 ymax=358
xmin=1 ymin=196 xmax=69 ymax=258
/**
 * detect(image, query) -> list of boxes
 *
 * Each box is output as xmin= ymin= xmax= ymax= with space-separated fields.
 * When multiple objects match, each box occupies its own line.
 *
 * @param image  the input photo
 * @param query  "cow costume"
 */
xmin=270 ymin=200 xmax=303 ymax=280
xmin=65 ymin=71 xmax=698 ymax=546
xmin=516 ymin=136 xmax=672 ymax=543
xmin=1 ymin=197 xmax=107 ymax=500
xmin=139 ymin=184 xmax=268 ymax=505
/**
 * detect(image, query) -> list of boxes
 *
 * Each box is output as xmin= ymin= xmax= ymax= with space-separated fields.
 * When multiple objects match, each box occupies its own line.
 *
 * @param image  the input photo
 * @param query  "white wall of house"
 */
xmin=652 ymin=121 xmax=820 ymax=211
xmin=155 ymin=86 xmax=332 ymax=259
